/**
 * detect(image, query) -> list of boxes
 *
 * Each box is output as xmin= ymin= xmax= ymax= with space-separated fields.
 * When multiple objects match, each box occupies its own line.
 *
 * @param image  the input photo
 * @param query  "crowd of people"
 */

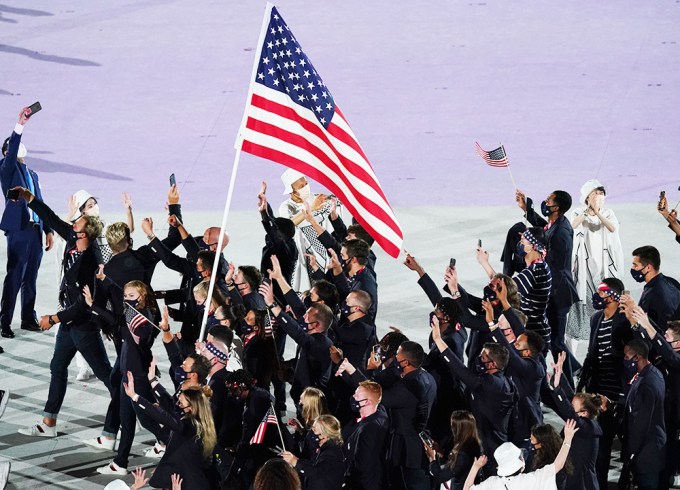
xmin=2 ymin=104 xmax=680 ymax=490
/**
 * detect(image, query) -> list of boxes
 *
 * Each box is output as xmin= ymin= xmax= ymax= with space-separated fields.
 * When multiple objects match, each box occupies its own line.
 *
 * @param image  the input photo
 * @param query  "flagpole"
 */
xmin=199 ymin=149 xmax=241 ymax=342
xmin=501 ymin=145 xmax=518 ymax=190
xmin=271 ymin=401 xmax=286 ymax=450
xmin=125 ymin=303 xmax=163 ymax=332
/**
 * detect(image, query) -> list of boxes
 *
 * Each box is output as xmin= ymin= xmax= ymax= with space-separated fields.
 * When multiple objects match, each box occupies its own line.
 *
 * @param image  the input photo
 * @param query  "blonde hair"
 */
xmin=106 ymin=222 xmax=130 ymax=253
xmin=124 ymin=280 xmax=155 ymax=312
xmin=299 ymin=387 xmax=329 ymax=428
xmin=193 ymin=280 xmax=221 ymax=310
xmin=181 ymin=387 xmax=217 ymax=458
xmin=313 ymin=414 xmax=343 ymax=446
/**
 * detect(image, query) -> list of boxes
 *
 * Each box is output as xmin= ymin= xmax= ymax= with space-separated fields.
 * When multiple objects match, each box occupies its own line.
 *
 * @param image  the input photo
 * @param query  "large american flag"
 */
xmin=249 ymin=406 xmax=279 ymax=445
xmin=475 ymin=142 xmax=509 ymax=168
xmin=236 ymin=5 xmax=403 ymax=258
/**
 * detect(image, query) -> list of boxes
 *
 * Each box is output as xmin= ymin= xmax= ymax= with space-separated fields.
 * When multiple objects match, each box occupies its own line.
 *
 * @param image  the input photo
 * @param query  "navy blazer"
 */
xmin=623 ymin=363 xmax=666 ymax=473
xmin=343 ymin=405 xmax=390 ymax=490
xmin=0 ymin=131 xmax=51 ymax=234
xmin=526 ymin=201 xmax=579 ymax=308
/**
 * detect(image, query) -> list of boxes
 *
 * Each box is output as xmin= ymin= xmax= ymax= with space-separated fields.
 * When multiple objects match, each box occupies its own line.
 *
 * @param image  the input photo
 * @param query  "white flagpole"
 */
xmin=200 ymin=3 xmax=275 ymax=341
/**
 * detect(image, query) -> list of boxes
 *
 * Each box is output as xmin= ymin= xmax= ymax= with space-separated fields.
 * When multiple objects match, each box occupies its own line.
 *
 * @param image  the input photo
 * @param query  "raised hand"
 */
xmin=258 ymin=281 xmax=275 ymax=306
xmin=82 ymin=285 xmax=94 ymax=307
xmin=122 ymin=192 xmax=133 ymax=211
xmin=515 ymin=189 xmax=527 ymax=211
xmin=123 ymin=371 xmax=137 ymax=399
xmin=130 ymin=467 xmax=149 ymax=490
xmin=168 ymin=184 xmax=180 ymax=205
xmin=268 ymin=255 xmax=283 ymax=281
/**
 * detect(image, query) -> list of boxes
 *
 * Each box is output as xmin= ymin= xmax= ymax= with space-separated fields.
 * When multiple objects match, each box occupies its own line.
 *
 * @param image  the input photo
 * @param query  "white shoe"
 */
xmin=0 ymin=389 xmax=8 ymax=419
xmin=0 ymin=460 xmax=9 ymax=490
xmin=96 ymin=461 xmax=127 ymax=476
xmin=18 ymin=423 xmax=56 ymax=437
xmin=143 ymin=442 xmax=166 ymax=459
xmin=76 ymin=367 xmax=94 ymax=381
xmin=83 ymin=436 xmax=115 ymax=451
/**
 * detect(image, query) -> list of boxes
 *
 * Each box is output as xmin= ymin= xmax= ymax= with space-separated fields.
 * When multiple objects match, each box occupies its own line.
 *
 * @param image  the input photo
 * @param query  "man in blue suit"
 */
xmin=0 ymin=106 xmax=53 ymax=341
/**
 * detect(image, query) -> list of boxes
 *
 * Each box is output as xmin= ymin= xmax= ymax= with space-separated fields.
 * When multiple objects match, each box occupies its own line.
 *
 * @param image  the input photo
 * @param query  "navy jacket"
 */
xmin=639 ymin=273 xmax=680 ymax=330
xmin=525 ymin=201 xmax=579 ymax=308
xmin=0 ymin=130 xmax=51 ymax=234
xmin=343 ymin=405 xmax=389 ymax=490
xmin=295 ymin=442 xmax=345 ymax=490
xmin=623 ymin=363 xmax=666 ymax=473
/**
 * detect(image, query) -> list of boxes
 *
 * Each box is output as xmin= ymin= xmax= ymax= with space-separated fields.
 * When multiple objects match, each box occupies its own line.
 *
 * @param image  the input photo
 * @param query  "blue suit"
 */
xmin=0 ymin=129 xmax=52 ymax=329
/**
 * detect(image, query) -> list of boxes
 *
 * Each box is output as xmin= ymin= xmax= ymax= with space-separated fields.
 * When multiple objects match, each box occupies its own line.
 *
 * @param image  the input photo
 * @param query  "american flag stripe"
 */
xmin=250 ymin=407 xmax=279 ymax=445
xmin=475 ymin=142 xmax=509 ymax=167
xmin=242 ymin=90 xmax=402 ymax=256
xmin=238 ymin=5 xmax=403 ymax=259
xmin=129 ymin=313 xmax=148 ymax=332
xmin=245 ymin=87 xmax=397 ymax=225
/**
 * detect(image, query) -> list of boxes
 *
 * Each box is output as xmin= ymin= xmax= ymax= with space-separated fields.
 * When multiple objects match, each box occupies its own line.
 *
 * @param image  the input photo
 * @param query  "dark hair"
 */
xmin=225 ymin=368 xmax=255 ymax=388
xmin=552 ymin=190 xmax=572 ymax=214
xmin=523 ymin=330 xmax=545 ymax=357
xmin=187 ymin=353 xmax=212 ymax=384
xmin=492 ymin=273 xmax=522 ymax=309
xmin=447 ymin=411 xmax=482 ymax=470
xmin=573 ymin=392 xmax=603 ymax=419
xmin=311 ymin=280 xmax=339 ymax=311
xmin=347 ymin=223 xmax=374 ymax=246
xmin=436 ymin=297 xmax=460 ymax=325
xmin=398 ymin=340 xmax=425 ymax=369
xmin=275 ymin=217 xmax=296 ymax=240
xmin=483 ymin=343 xmax=509 ymax=370
xmin=310 ymin=302 xmax=334 ymax=329
xmin=601 ymin=277 xmax=625 ymax=295
xmin=668 ymin=320 xmax=680 ymax=338
xmin=254 ymin=458 xmax=301 ymax=490
xmin=531 ymin=424 xmax=573 ymax=474
xmin=238 ymin=265 xmax=262 ymax=291
xmin=380 ymin=330 xmax=409 ymax=360
xmin=632 ymin=245 xmax=660 ymax=271
xmin=208 ymin=325 xmax=234 ymax=348
xmin=197 ymin=250 xmax=216 ymax=274
xmin=626 ymin=339 xmax=650 ymax=360
xmin=215 ymin=304 xmax=247 ymax=325
xmin=342 ymin=239 xmax=370 ymax=266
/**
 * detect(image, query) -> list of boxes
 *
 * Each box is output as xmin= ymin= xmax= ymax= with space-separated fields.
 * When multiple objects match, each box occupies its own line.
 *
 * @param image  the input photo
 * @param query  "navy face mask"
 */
xmin=309 ymin=431 xmax=321 ymax=449
xmin=350 ymin=398 xmax=367 ymax=412
xmin=592 ymin=293 xmax=608 ymax=310
xmin=540 ymin=201 xmax=554 ymax=217
xmin=174 ymin=367 xmax=189 ymax=383
xmin=630 ymin=268 xmax=646 ymax=283
xmin=623 ymin=356 xmax=638 ymax=379
xmin=125 ymin=299 xmax=139 ymax=308
xmin=340 ymin=303 xmax=352 ymax=317
xmin=516 ymin=241 xmax=528 ymax=258
xmin=303 ymin=295 xmax=313 ymax=309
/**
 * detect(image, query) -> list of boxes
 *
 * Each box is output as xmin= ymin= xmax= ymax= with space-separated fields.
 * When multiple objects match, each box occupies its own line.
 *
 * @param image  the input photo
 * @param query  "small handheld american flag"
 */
xmin=475 ymin=142 xmax=509 ymax=168
xmin=250 ymin=406 xmax=279 ymax=445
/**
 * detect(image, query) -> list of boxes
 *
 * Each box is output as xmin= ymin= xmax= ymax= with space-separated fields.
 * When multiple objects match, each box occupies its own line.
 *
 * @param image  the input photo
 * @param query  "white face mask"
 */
xmin=296 ymin=184 xmax=312 ymax=201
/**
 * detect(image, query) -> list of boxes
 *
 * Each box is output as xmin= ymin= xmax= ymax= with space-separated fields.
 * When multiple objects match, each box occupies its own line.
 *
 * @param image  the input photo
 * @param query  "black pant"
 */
xmin=547 ymin=301 xmax=580 ymax=388
xmin=596 ymin=405 xmax=622 ymax=489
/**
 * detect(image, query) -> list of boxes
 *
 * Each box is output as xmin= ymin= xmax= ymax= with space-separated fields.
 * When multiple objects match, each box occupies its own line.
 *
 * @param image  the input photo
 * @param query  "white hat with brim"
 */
xmin=103 ymin=480 xmax=130 ymax=490
xmin=281 ymin=168 xmax=306 ymax=195
xmin=580 ymin=179 xmax=604 ymax=205
xmin=494 ymin=442 xmax=524 ymax=477
xmin=17 ymin=143 xmax=27 ymax=158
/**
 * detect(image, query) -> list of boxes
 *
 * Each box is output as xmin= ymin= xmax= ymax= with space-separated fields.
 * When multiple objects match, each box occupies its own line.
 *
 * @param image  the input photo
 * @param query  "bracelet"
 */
xmin=562 ymin=442 xmax=571 ymax=448
xmin=266 ymin=302 xmax=277 ymax=310
xmin=226 ymin=281 xmax=235 ymax=287
xmin=488 ymin=321 xmax=496 ymax=327
xmin=149 ymin=376 xmax=159 ymax=384
xmin=147 ymin=233 xmax=156 ymax=241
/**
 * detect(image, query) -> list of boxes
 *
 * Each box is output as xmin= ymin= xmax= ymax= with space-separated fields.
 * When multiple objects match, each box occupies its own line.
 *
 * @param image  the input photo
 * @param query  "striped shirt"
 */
xmin=514 ymin=260 xmax=552 ymax=343
xmin=595 ymin=317 xmax=622 ymax=400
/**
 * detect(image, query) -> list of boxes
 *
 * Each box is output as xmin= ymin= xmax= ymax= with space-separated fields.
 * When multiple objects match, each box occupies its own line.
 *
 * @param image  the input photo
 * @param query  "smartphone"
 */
xmin=478 ymin=239 xmax=482 ymax=248
xmin=26 ymin=101 xmax=42 ymax=118
xmin=449 ymin=258 xmax=456 ymax=269
xmin=6 ymin=188 xmax=20 ymax=200
xmin=419 ymin=431 xmax=434 ymax=448
xmin=169 ymin=173 xmax=176 ymax=187
xmin=263 ymin=277 xmax=271 ymax=286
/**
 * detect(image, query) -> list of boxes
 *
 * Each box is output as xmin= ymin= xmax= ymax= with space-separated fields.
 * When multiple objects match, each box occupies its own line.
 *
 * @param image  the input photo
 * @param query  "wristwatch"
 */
xmin=48 ymin=315 xmax=57 ymax=326
xmin=451 ymin=290 xmax=461 ymax=299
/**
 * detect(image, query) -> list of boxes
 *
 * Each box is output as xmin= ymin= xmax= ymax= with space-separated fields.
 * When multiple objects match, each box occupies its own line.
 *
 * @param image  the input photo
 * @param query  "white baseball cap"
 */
xmin=281 ymin=168 xmax=306 ymax=195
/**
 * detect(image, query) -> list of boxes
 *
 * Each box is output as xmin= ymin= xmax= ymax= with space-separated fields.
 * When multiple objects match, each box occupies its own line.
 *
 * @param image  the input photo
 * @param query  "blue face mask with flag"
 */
xmin=516 ymin=242 xmax=528 ymax=258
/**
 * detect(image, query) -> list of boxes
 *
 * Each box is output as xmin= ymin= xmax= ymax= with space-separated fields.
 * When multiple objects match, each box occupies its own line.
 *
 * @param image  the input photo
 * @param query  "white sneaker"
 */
xmin=142 ymin=442 xmax=166 ymax=458
xmin=76 ymin=367 xmax=94 ymax=381
xmin=83 ymin=436 xmax=115 ymax=451
xmin=0 ymin=389 xmax=8 ymax=419
xmin=0 ymin=460 xmax=9 ymax=490
xmin=18 ymin=423 xmax=56 ymax=437
xmin=96 ymin=461 xmax=127 ymax=476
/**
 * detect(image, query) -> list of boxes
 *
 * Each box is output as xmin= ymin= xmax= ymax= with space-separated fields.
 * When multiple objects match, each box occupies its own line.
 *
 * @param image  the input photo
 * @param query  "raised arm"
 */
xmin=553 ymin=419 xmax=578 ymax=473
